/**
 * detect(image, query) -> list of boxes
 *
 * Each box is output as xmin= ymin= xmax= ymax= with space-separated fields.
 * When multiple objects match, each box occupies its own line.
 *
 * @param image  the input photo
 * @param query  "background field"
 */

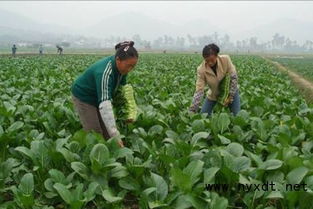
xmin=270 ymin=56 xmax=313 ymax=82
xmin=0 ymin=54 xmax=313 ymax=209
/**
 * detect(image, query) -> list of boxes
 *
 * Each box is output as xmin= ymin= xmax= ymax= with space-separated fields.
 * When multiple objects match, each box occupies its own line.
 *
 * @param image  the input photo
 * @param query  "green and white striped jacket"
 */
xmin=72 ymin=55 xmax=126 ymax=107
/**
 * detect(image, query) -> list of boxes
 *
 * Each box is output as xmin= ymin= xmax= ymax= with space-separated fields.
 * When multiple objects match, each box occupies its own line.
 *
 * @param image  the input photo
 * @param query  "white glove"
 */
xmin=99 ymin=100 xmax=120 ymax=138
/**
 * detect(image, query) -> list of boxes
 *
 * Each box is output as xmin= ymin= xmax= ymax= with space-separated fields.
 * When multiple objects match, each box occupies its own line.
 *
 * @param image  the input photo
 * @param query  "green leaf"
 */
xmin=71 ymin=162 xmax=89 ymax=180
xmin=235 ymin=156 xmax=251 ymax=172
xmin=84 ymin=182 xmax=99 ymax=202
xmin=226 ymin=155 xmax=251 ymax=172
xmin=261 ymin=159 xmax=283 ymax=170
xmin=0 ymin=125 xmax=4 ymax=137
xmin=3 ymin=101 xmax=16 ymax=113
xmin=7 ymin=121 xmax=24 ymax=132
xmin=183 ymin=160 xmax=204 ymax=185
xmin=305 ymin=175 xmax=313 ymax=191
xmin=15 ymin=146 xmax=34 ymax=161
xmin=119 ymin=177 xmax=140 ymax=191
xmin=114 ymin=147 xmax=133 ymax=159
xmin=148 ymin=201 xmax=168 ymax=209
xmin=102 ymin=189 xmax=122 ymax=203
xmin=210 ymin=193 xmax=228 ymax=209
xmin=287 ymin=167 xmax=309 ymax=184
xmin=204 ymin=167 xmax=220 ymax=184
xmin=191 ymin=132 xmax=209 ymax=145
xmin=58 ymin=147 xmax=80 ymax=163
xmin=148 ymin=125 xmax=163 ymax=136
xmin=142 ymin=187 xmax=157 ymax=197
xmin=266 ymin=191 xmax=283 ymax=199
xmin=0 ymin=159 xmax=15 ymax=184
xmin=165 ymin=130 xmax=179 ymax=140
xmin=226 ymin=143 xmax=244 ymax=157
xmin=44 ymin=179 xmax=54 ymax=192
xmin=218 ymin=134 xmax=231 ymax=145
xmin=31 ymin=140 xmax=50 ymax=168
xmin=110 ymin=165 xmax=129 ymax=179
xmin=170 ymin=168 xmax=192 ymax=192
xmin=245 ymin=151 xmax=263 ymax=167
xmin=45 ymin=191 xmax=58 ymax=199
xmin=151 ymin=173 xmax=168 ymax=201
xmin=18 ymin=173 xmax=34 ymax=195
xmin=184 ymin=194 xmax=206 ymax=209
xmin=218 ymin=113 xmax=230 ymax=133
xmin=191 ymin=120 xmax=205 ymax=132
xmin=72 ymin=183 xmax=84 ymax=203
xmin=53 ymin=183 xmax=72 ymax=204
xmin=175 ymin=195 xmax=192 ymax=209
xmin=49 ymin=169 xmax=68 ymax=184
xmin=233 ymin=110 xmax=250 ymax=126
xmin=89 ymin=143 xmax=110 ymax=165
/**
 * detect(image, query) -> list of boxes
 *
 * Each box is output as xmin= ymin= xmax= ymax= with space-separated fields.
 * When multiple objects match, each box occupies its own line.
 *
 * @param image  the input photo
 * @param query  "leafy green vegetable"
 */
xmin=0 ymin=54 xmax=312 ymax=208
xmin=217 ymin=73 xmax=231 ymax=105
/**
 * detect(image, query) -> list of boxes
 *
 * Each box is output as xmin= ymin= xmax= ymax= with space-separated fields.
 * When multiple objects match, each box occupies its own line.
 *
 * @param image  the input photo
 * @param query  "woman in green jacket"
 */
xmin=71 ymin=41 xmax=138 ymax=147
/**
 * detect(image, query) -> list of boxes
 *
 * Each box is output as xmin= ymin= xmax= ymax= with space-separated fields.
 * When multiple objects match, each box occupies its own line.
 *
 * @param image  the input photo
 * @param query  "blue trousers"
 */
xmin=201 ymin=90 xmax=241 ymax=116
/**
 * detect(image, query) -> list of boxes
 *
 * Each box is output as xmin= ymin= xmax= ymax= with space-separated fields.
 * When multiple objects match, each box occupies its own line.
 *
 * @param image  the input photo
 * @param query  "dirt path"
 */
xmin=263 ymin=57 xmax=313 ymax=103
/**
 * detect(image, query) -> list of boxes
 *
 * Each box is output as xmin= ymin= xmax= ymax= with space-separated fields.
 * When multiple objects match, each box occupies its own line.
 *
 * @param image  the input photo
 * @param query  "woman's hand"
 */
xmin=110 ymin=131 xmax=124 ymax=147
xmin=188 ymin=107 xmax=196 ymax=113
xmin=118 ymin=140 xmax=124 ymax=148
xmin=223 ymin=96 xmax=232 ymax=107
xmin=125 ymin=118 xmax=135 ymax=124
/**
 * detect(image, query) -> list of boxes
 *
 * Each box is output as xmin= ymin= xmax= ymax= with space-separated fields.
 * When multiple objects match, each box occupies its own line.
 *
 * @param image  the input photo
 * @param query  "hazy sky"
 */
xmin=1 ymin=1 xmax=313 ymax=43
xmin=1 ymin=1 xmax=312 ymax=30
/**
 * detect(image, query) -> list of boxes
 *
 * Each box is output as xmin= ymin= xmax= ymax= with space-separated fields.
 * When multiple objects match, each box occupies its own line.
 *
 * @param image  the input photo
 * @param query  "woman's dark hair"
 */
xmin=115 ymin=41 xmax=138 ymax=60
xmin=202 ymin=43 xmax=220 ymax=58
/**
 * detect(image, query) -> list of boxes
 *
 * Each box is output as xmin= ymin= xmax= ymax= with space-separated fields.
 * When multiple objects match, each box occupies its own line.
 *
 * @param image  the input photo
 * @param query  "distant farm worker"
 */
xmin=189 ymin=43 xmax=240 ymax=116
xmin=56 ymin=45 xmax=63 ymax=55
xmin=39 ymin=45 xmax=43 ymax=55
xmin=12 ymin=44 xmax=17 ymax=56
xmin=71 ymin=41 xmax=138 ymax=147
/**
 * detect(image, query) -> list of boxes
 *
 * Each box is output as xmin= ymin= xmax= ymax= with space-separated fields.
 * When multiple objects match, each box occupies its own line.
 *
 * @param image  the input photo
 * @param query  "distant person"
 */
xmin=12 ymin=44 xmax=17 ymax=56
xmin=56 ymin=45 xmax=63 ymax=55
xmin=189 ymin=43 xmax=240 ymax=116
xmin=71 ymin=41 xmax=138 ymax=147
xmin=39 ymin=45 xmax=44 ymax=55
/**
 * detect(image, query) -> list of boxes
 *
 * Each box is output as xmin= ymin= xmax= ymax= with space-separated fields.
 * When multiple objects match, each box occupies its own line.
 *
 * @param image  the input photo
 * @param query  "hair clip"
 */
xmin=124 ymin=46 xmax=130 ymax=52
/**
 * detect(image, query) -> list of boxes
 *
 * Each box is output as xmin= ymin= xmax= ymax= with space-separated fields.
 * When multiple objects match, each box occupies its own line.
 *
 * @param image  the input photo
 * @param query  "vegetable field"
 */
xmin=271 ymin=56 xmax=313 ymax=82
xmin=0 ymin=54 xmax=313 ymax=209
